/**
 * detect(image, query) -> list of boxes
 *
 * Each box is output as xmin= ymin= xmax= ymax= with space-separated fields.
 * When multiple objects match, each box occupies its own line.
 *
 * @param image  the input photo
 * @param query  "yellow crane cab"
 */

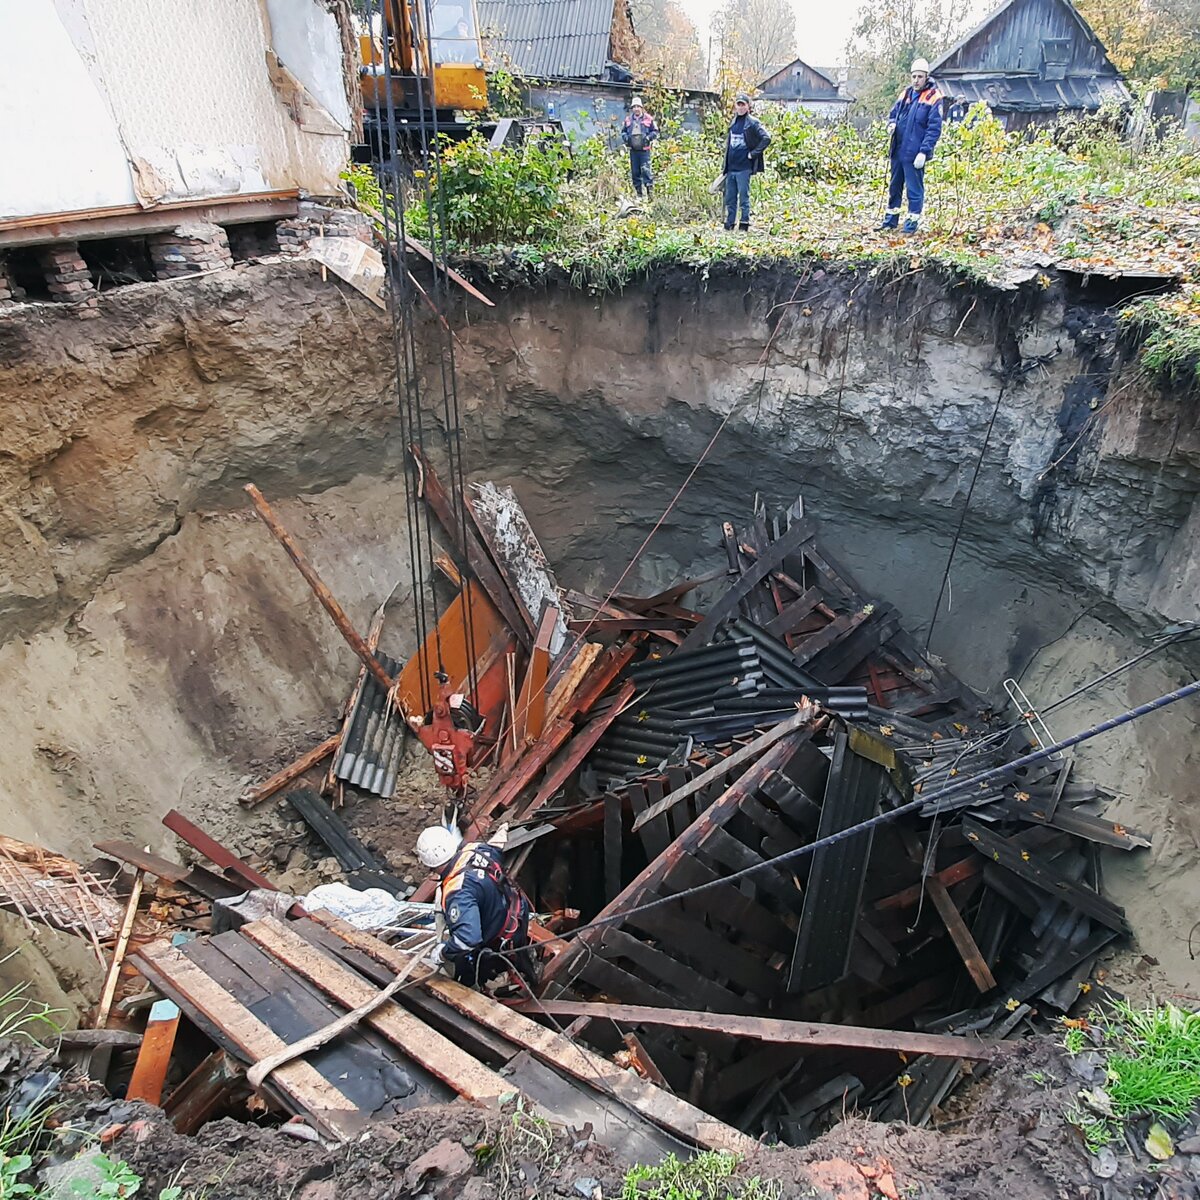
xmin=359 ymin=0 xmax=488 ymax=137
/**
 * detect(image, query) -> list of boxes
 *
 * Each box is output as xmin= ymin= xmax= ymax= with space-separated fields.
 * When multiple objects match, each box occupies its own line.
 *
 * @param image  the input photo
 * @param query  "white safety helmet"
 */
xmin=630 ymin=95 xmax=644 ymax=109
xmin=911 ymin=58 xmax=931 ymax=75
xmin=416 ymin=825 xmax=462 ymax=869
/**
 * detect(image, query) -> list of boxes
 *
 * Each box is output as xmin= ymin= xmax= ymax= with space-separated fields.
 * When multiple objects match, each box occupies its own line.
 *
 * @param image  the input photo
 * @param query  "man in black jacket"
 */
xmin=721 ymin=93 xmax=770 ymax=231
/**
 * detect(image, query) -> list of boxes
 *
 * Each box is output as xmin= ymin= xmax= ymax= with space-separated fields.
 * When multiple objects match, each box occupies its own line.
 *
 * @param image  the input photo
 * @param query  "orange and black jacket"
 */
xmin=439 ymin=842 xmax=524 ymax=969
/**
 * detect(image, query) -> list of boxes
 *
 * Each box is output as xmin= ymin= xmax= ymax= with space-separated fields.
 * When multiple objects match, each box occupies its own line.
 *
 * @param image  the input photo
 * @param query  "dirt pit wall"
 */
xmin=0 ymin=258 xmax=1196 ymax=1002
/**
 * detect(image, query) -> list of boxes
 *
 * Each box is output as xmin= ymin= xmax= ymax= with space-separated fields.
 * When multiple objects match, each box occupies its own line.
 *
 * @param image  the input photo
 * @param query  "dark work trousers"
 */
xmin=887 ymin=156 xmax=926 ymax=215
xmin=629 ymin=149 xmax=653 ymax=195
xmin=724 ymin=169 xmax=751 ymax=227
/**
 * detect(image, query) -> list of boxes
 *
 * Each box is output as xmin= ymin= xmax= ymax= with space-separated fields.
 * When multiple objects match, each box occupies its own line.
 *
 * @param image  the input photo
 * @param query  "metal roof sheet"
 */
xmin=479 ymin=0 xmax=615 ymax=79
xmin=942 ymin=72 xmax=1129 ymax=112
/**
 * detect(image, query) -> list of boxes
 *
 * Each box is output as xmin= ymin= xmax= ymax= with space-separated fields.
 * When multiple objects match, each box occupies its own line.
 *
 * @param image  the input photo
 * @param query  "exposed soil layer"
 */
xmin=11 ymin=1031 xmax=1200 ymax=1199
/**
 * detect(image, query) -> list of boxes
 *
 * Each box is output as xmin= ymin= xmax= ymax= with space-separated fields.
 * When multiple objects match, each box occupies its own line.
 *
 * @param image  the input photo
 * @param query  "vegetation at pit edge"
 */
xmin=621 ymin=1151 xmax=782 ymax=1200
xmin=355 ymin=96 xmax=1200 ymax=387
xmin=1062 ymin=1001 xmax=1200 ymax=1155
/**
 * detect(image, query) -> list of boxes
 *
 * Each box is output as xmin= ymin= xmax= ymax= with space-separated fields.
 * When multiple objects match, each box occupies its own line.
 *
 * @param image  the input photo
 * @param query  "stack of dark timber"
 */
xmin=395 ymin=490 xmax=1146 ymax=1141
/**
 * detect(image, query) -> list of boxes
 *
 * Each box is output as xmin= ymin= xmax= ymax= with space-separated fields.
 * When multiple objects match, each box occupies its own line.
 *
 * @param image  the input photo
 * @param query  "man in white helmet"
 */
xmin=880 ymin=57 xmax=943 ymax=234
xmin=416 ymin=823 xmax=535 ymax=990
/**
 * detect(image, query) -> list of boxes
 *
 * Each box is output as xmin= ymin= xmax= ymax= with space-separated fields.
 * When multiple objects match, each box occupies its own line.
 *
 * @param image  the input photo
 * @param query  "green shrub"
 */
xmin=412 ymin=134 xmax=573 ymax=245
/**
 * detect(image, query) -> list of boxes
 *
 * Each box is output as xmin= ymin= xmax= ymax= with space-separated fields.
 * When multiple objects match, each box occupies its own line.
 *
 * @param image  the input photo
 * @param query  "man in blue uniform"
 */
xmin=881 ymin=58 xmax=944 ymax=234
xmin=416 ymin=825 xmax=535 ymax=990
xmin=721 ymin=93 xmax=771 ymax=232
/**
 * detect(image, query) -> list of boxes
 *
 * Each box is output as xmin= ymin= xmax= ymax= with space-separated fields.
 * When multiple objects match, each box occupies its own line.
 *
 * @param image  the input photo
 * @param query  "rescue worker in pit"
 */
xmin=416 ymin=823 xmax=537 ymax=991
xmin=880 ymin=58 xmax=944 ymax=235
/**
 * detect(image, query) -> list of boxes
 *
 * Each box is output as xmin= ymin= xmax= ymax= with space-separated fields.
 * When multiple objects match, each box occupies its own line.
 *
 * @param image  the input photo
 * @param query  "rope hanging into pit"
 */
xmin=368 ymin=0 xmax=481 ymax=709
xmin=923 ymin=380 xmax=1007 ymax=655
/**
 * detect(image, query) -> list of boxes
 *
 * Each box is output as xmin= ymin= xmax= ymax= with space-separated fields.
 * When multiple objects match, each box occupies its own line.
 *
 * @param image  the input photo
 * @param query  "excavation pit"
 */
xmin=0 ymin=257 xmax=1196 ymax=1158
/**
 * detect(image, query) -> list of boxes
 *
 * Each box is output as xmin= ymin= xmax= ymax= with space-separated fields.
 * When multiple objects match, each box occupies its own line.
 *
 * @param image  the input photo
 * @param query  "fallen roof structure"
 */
xmin=47 ymin=464 xmax=1147 ymax=1151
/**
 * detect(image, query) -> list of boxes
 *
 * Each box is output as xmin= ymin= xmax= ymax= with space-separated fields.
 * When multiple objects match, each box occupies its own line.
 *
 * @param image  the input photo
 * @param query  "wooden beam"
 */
xmin=874 ymin=857 xmax=980 ymax=910
xmin=925 ymin=878 xmax=997 ymax=993
xmin=240 ymin=917 xmax=512 ymax=1104
xmin=240 ymin=735 xmax=340 ymax=809
xmin=302 ymin=912 xmax=755 ymax=1155
xmin=163 ymin=1050 xmax=243 ymax=1135
xmin=511 ymin=1003 xmax=994 ymax=1061
xmin=126 ymin=999 xmax=180 ymax=1106
xmin=244 ymin=485 xmax=395 ymax=694
xmin=94 ymin=869 xmax=144 ymax=1028
xmin=678 ymin=519 xmax=814 ymax=652
xmin=525 ymin=680 xmax=636 ymax=815
xmin=632 ymin=707 xmax=817 ymax=832
xmin=131 ymin=941 xmax=359 ymax=1141
xmin=162 ymin=811 xmax=276 ymax=892
xmin=513 ymin=606 xmax=558 ymax=746
xmin=544 ymin=642 xmax=602 ymax=725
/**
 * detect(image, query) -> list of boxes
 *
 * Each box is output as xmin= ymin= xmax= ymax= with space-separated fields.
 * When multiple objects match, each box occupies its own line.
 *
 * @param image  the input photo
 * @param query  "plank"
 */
xmin=161 ymin=810 xmax=276 ymax=892
xmin=632 ymin=708 xmax=817 ymax=832
xmin=604 ymin=792 xmax=622 ymax=903
xmin=789 ymin=609 xmax=870 ymax=669
xmin=305 ymin=914 xmax=754 ymax=1154
xmin=131 ymin=941 xmax=359 ymax=1140
xmin=240 ymin=917 xmax=512 ymax=1104
xmin=95 ymin=869 xmax=144 ymax=1028
xmin=512 ymin=606 xmax=557 ymax=745
xmin=288 ymin=787 xmax=377 ymax=872
xmin=962 ymin=819 xmax=1130 ymax=933
xmin=163 ymin=1050 xmax=243 ymax=1135
xmin=698 ymin=826 xmax=805 ymax=916
xmin=126 ymin=998 xmax=180 ymax=1106
xmin=661 ymin=856 xmax=793 ymax=956
xmin=94 ymin=842 xmax=242 ymax=901
xmin=600 ymin=926 xmax=753 ymax=1014
xmin=926 ymin=877 xmax=997 ymax=993
xmin=763 ymin=588 xmax=825 ymax=639
xmin=241 ymin=735 xmax=339 ymax=809
xmin=678 ymin=518 xmax=816 ymax=652
xmin=511 ymin=1002 xmax=995 ymax=1060
xmin=526 ymin=681 xmax=636 ymax=815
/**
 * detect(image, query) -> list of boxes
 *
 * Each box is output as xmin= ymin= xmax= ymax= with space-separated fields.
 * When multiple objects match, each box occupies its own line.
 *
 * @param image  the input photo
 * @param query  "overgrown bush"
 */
xmin=411 ymin=133 xmax=573 ymax=245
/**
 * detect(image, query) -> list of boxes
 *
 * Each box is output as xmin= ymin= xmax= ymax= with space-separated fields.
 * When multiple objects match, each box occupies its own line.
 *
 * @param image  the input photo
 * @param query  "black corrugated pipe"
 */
xmin=629 ymin=642 xmax=756 ymax=681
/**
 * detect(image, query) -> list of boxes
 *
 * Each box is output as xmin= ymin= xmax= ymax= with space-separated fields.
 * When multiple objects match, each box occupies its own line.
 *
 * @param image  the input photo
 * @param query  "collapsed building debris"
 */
xmin=6 ymin=458 xmax=1170 ymax=1160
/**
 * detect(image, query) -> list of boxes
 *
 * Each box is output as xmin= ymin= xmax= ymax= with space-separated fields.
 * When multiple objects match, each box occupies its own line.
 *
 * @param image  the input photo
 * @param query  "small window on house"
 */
xmin=1041 ymin=38 xmax=1070 ymax=80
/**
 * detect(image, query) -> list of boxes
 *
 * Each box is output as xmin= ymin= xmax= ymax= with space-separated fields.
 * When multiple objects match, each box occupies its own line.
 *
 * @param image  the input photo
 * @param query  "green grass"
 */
xmin=1104 ymin=1001 xmax=1200 ymax=1120
xmin=385 ymin=99 xmax=1200 ymax=387
xmin=620 ymin=1152 xmax=781 ymax=1200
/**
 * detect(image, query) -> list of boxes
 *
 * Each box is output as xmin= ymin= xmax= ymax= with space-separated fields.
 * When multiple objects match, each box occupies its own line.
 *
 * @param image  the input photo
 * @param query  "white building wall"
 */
xmin=0 ymin=0 xmax=352 ymax=222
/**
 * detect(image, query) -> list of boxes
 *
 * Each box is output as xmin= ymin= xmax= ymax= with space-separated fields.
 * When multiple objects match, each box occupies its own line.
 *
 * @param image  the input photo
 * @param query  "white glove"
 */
xmin=914 ymin=153 xmax=927 ymax=169
xmin=488 ymin=822 xmax=510 ymax=850
xmin=429 ymin=942 xmax=447 ymax=967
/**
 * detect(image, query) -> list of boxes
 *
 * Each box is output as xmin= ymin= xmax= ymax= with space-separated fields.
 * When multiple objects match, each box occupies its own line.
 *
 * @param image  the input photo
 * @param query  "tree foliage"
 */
xmin=846 ymin=0 xmax=973 ymax=115
xmin=1076 ymin=0 xmax=1200 ymax=90
xmin=630 ymin=0 xmax=708 ymax=88
xmin=714 ymin=0 xmax=798 ymax=86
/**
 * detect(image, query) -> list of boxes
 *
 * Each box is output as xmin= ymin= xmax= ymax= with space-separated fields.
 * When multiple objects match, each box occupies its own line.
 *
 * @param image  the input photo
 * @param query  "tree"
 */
xmin=845 ymin=0 xmax=973 ymax=115
xmin=1076 ymin=0 xmax=1200 ymax=90
xmin=630 ymin=0 xmax=708 ymax=88
xmin=714 ymin=0 xmax=798 ymax=86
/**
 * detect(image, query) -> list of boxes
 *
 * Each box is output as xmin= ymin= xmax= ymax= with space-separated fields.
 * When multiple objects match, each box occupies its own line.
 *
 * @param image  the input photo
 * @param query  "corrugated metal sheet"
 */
xmin=334 ymin=651 xmax=406 ymax=798
xmin=943 ymin=73 xmax=1127 ymax=114
xmin=479 ymin=0 xmax=615 ymax=80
